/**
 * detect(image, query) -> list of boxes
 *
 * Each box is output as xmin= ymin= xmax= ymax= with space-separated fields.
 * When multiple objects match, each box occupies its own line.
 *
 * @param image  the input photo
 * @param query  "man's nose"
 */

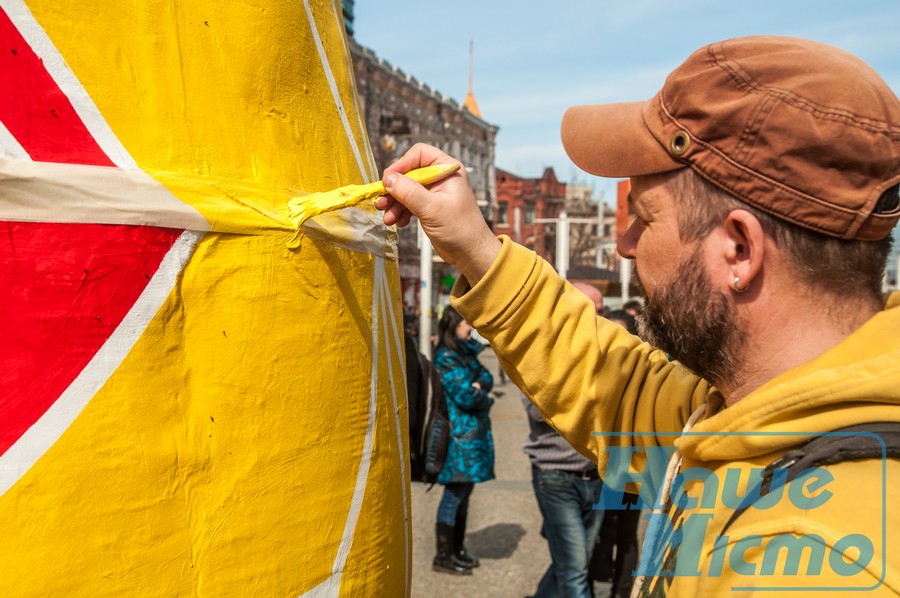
xmin=616 ymin=222 xmax=639 ymax=259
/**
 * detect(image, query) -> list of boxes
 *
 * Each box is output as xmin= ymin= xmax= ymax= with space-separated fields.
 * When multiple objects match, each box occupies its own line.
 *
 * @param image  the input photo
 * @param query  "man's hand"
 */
xmin=375 ymin=143 xmax=502 ymax=285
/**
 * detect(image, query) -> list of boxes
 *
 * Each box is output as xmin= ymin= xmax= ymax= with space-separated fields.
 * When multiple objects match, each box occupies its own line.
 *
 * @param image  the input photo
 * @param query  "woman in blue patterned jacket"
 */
xmin=432 ymin=306 xmax=494 ymax=575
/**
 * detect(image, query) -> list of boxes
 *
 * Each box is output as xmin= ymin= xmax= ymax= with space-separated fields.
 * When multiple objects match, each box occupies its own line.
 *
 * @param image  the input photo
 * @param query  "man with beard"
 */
xmin=376 ymin=36 xmax=900 ymax=595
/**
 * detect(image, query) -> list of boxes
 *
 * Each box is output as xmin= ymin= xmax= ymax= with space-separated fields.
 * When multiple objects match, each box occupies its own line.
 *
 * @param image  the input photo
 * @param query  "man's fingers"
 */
xmin=385 ymin=143 xmax=446 ymax=176
xmin=373 ymin=195 xmax=390 ymax=211
xmin=382 ymin=199 xmax=410 ymax=227
xmin=383 ymin=172 xmax=428 ymax=216
xmin=396 ymin=211 xmax=412 ymax=228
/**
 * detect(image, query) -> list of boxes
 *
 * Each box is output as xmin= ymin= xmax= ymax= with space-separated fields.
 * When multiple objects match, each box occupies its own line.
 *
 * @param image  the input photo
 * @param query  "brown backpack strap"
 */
xmin=720 ymin=422 xmax=900 ymax=535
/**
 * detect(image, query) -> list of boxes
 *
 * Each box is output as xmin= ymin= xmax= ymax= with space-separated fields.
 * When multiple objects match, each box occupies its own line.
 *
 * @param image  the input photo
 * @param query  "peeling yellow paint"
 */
xmin=287 ymin=163 xmax=460 ymax=242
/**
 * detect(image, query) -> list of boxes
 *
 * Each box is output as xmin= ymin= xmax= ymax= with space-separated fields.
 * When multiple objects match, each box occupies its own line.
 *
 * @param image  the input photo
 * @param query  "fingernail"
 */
xmin=384 ymin=173 xmax=398 ymax=189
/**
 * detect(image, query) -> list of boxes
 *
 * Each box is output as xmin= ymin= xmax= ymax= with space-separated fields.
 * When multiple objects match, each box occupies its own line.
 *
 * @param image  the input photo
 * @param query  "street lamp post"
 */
xmin=417 ymin=223 xmax=433 ymax=359
xmin=620 ymin=257 xmax=631 ymax=303
xmin=556 ymin=210 xmax=569 ymax=280
xmin=535 ymin=210 xmax=598 ymax=280
xmin=514 ymin=206 xmax=522 ymax=244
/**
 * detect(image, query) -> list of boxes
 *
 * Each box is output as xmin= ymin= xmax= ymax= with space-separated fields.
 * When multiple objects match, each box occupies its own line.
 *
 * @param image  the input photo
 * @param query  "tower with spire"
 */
xmin=463 ymin=39 xmax=482 ymax=118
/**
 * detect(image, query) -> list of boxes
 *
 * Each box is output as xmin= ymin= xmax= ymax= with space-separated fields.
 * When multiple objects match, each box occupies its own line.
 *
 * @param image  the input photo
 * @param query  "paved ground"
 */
xmin=409 ymin=346 xmax=612 ymax=598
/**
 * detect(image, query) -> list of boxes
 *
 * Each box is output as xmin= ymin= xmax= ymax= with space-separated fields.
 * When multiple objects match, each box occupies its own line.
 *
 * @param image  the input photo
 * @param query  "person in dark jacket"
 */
xmin=432 ymin=306 xmax=494 ymax=575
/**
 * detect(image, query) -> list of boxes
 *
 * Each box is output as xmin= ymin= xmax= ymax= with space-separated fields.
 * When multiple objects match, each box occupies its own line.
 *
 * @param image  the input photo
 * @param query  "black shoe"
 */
xmin=435 ymin=523 xmax=473 ymax=575
xmin=433 ymin=554 xmax=473 ymax=575
xmin=455 ymin=548 xmax=480 ymax=568
xmin=453 ymin=512 xmax=480 ymax=568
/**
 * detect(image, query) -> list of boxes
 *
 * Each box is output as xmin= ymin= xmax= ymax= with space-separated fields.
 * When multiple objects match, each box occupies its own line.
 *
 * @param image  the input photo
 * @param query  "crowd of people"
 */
xmin=409 ymin=291 xmax=646 ymax=596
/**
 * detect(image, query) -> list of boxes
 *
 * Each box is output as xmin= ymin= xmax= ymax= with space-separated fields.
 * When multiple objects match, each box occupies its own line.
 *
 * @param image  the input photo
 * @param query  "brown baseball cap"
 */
xmin=561 ymin=36 xmax=900 ymax=240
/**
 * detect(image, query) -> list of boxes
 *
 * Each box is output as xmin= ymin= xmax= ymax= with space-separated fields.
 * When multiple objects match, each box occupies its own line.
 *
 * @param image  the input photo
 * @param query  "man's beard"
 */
xmin=633 ymin=249 xmax=746 ymax=388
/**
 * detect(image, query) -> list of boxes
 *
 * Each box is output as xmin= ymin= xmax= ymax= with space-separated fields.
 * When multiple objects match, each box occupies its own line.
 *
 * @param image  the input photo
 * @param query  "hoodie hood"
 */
xmin=680 ymin=292 xmax=900 ymax=462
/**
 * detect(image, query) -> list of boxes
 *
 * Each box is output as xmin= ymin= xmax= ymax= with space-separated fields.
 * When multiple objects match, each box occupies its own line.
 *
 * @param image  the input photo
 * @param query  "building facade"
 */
xmin=494 ymin=168 xmax=616 ymax=270
xmin=347 ymin=38 xmax=499 ymax=318
xmin=494 ymin=167 xmax=564 ymax=263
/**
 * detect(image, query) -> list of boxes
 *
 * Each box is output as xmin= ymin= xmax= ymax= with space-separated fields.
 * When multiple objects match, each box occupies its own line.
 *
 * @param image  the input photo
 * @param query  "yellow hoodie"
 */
xmin=453 ymin=237 xmax=900 ymax=596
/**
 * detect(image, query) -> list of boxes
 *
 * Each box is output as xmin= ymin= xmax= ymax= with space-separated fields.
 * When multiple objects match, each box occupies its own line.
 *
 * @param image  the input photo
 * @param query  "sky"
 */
xmin=353 ymin=0 xmax=900 ymax=210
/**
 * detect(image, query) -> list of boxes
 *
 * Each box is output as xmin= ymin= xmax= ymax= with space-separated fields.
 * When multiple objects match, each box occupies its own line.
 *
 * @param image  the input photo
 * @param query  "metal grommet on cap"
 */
xmin=669 ymin=130 xmax=691 ymax=156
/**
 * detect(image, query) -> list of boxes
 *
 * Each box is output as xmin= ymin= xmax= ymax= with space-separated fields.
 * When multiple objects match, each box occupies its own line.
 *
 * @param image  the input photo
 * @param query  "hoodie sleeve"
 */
xmin=451 ymin=236 xmax=714 ymax=473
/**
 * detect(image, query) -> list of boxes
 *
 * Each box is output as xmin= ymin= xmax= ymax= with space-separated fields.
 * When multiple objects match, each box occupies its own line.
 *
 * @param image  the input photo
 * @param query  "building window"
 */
xmin=525 ymin=204 xmax=535 ymax=224
xmin=498 ymin=202 xmax=509 ymax=226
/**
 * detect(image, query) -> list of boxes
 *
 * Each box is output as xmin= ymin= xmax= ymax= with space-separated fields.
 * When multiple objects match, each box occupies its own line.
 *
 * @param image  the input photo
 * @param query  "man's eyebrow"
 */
xmin=627 ymin=192 xmax=639 ymax=212
xmin=627 ymin=192 xmax=651 ymax=219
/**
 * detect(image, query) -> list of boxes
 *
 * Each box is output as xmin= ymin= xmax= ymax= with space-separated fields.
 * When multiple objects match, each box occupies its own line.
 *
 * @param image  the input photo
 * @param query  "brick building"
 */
xmin=494 ymin=167 xmax=565 ymax=263
xmin=494 ymin=168 xmax=618 ymax=271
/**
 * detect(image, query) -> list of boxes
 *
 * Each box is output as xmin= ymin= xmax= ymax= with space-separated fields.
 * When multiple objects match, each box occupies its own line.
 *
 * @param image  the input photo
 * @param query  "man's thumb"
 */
xmin=383 ymin=172 xmax=427 ymax=213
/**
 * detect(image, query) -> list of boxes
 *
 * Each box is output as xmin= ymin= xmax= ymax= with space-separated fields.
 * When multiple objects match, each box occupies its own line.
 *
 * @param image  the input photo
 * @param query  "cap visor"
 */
xmin=561 ymin=101 xmax=682 ymax=178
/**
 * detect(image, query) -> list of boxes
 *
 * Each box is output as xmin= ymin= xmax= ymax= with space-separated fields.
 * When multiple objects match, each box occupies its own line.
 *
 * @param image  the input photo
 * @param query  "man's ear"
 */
xmin=722 ymin=209 xmax=765 ymax=295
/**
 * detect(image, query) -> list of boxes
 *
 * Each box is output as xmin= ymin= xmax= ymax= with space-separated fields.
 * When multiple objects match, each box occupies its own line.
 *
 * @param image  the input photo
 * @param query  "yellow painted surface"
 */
xmin=1 ymin=0 xmax=408 ymax=595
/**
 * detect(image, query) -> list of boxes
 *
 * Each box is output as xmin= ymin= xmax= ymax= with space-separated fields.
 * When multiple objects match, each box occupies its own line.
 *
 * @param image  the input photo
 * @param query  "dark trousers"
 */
xmin=436 ymin=482 xmax=475 ymax=526
xmin=590 ymin=497 xmax=640 ymax=598
xmin=531 ymin=466 xmax=604 ymax=598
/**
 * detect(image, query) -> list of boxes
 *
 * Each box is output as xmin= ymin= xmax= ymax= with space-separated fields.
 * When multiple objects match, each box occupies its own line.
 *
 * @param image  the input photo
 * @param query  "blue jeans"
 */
xmin=436 ymin=482 xmax=475 ymax=526
xmin=532 ymin=466 xmax=604 ymax=598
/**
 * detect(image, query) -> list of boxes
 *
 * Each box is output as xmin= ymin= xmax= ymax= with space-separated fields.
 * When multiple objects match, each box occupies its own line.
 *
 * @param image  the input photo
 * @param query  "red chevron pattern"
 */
xmin=0 ymin=7 xmax=181 ymax=456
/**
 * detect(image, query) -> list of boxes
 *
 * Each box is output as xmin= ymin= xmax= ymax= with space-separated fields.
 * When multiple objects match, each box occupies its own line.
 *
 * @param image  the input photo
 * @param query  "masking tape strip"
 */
xmin=301 ymin=211 xmax=397 ymax=261
xmin=0 ymin=157 xmax=399 ymax=259
xmin=0 ymin=230 xmax=203 ymax=496
xmin=0 ymin=159 xmax=212 ymax=231
xmin=5 ymin=2 xmax=393 ymax=258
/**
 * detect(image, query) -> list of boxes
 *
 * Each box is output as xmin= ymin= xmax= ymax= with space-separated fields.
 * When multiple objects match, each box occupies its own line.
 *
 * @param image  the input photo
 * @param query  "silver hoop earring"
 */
xmin=732 ymin=276 xmax=749 ymax=294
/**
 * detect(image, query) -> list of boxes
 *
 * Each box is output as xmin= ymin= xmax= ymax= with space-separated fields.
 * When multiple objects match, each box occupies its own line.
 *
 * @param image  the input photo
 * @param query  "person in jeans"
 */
xmin=524 ymin=396 xmax=603 ymax=597
xmin=432 ymin=306 xmax=494 ymax=575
